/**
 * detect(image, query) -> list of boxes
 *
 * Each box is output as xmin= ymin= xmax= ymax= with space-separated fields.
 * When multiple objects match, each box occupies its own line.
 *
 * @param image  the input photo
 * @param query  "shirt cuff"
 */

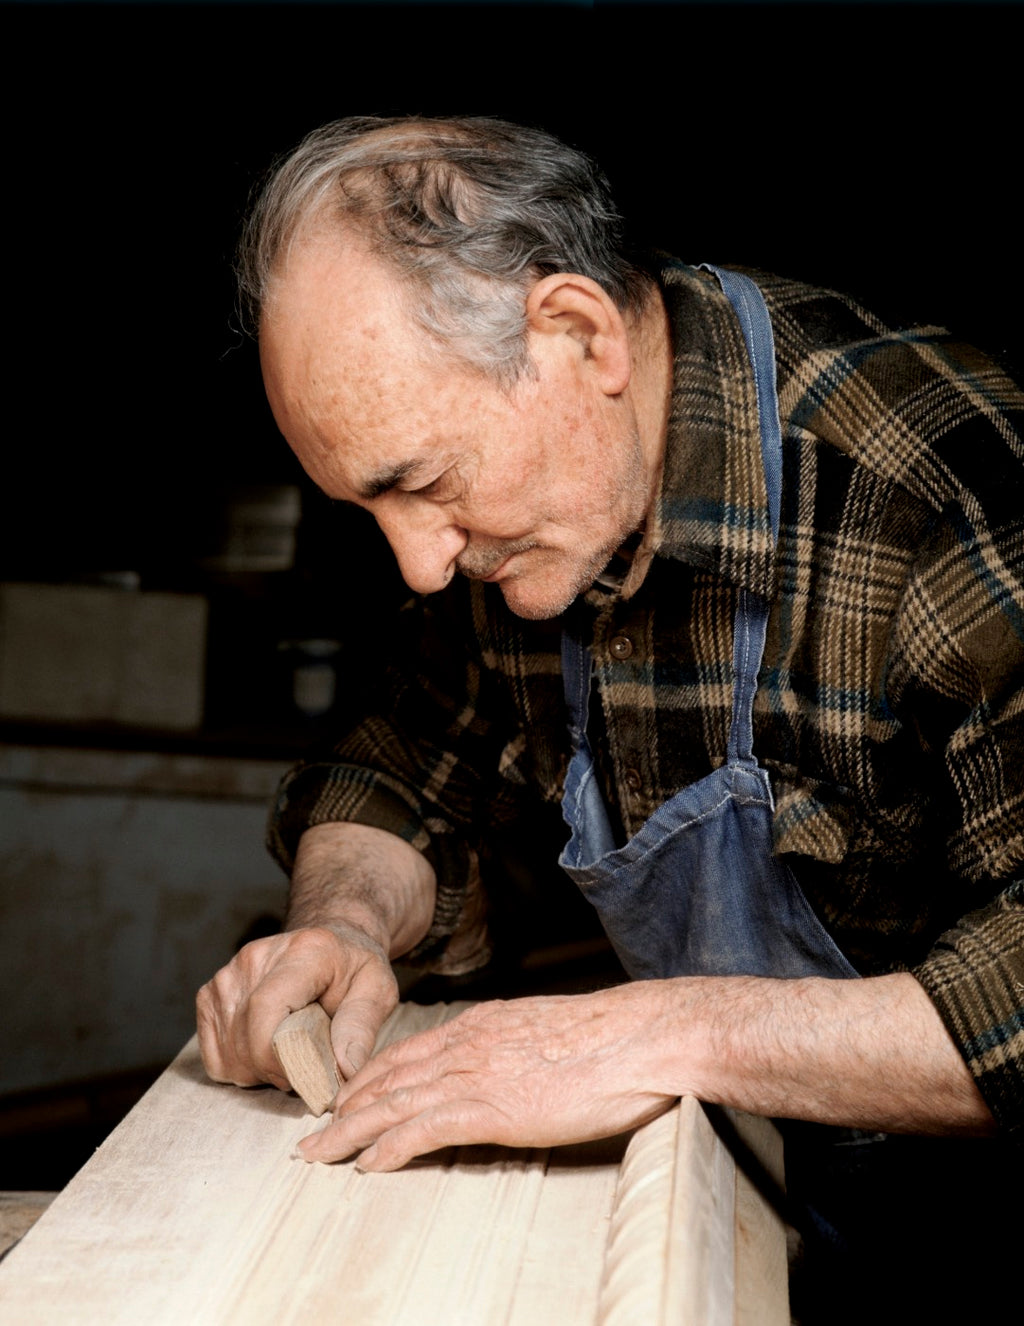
xmin=265 ymin=759 xmax=480 ymax=967
xmin=913 ymin=880 xmax=1024 ymax=1141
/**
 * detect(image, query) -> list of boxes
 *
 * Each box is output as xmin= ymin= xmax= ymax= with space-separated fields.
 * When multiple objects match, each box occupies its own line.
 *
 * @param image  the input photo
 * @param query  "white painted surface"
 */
xmin=0 ymin=746 xmax=290 ymax=1092
xmin=0 ymin=584 xmax=207 ymax=731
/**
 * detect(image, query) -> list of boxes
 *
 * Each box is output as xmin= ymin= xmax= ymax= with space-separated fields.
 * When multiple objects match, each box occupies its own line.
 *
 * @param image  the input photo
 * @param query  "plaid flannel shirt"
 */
xmin=269 ymin=262 xmax=1024 ymax=1137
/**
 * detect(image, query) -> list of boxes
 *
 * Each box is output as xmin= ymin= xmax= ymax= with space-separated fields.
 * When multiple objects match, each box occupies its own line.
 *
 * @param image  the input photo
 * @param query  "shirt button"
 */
xmin=609 ymin=634 xmax=634 ymax=660
xmin=624 ymin=767 xmax=643 ymax=792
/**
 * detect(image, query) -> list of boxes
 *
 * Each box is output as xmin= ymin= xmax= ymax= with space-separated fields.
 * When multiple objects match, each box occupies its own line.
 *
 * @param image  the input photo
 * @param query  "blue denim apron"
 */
xmin=557 ymin=264 xmax=856 ymax=986
xmin=555 ymin=267 xmax=1016 ymax=1323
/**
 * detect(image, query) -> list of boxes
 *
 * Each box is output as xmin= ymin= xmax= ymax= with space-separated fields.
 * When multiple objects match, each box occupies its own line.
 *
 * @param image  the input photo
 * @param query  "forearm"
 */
xmin=285 ymin=822 xmax=437 ymax=959
xmin=301 ymin=968 xmax=996 ymax=1170
xmin=665 ymin=971 xmax=996 ymax=1136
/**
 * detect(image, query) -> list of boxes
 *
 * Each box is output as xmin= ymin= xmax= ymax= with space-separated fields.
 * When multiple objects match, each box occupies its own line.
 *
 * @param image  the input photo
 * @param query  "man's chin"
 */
xmin=496 ymin=569 xmax=592 ymax=621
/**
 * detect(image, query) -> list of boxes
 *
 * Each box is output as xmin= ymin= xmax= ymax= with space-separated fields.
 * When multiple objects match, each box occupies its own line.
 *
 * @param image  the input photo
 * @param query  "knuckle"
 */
xmin=284 ymin=927 xmax=330 ymax=959
xmin=297 ymin=925 xmax=360 ymax=967
xmin=370 ymin=1124 xmax=423 ymax=1171
xmin=232 ymin=937 xmax=273 ymax=976
xmin=388 ymin=1084 xmax=416 ymax=1110
xmin=368 ymin=959 xmax=399 ymax=994
xmin=419 ymin=1109 xmax=457 ymax=1147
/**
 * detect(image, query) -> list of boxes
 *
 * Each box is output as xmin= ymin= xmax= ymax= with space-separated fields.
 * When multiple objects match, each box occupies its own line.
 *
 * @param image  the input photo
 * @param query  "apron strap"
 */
xmin=700 ymin=265 xmax=783 ymax=542
xmin=700 ymin=266 xmax=782 ymax=767
xmin=559 ymin=266 xmax=784 ymax=772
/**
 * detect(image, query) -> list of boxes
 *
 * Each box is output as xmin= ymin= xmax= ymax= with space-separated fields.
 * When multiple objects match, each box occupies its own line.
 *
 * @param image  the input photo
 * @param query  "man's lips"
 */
xmin=457 ymin=541 xmax=536 ymax=583
xmin=457 ymin=554 xmax=513 ymax=584
xmin=480 ymin=556 xmax=513 ymax=583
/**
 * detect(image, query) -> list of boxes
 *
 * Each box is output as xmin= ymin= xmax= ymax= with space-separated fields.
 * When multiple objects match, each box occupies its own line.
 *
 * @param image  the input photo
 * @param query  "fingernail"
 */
xmin=354 ymin=1145 xmax=378 ymax=1172
xmin=345 ymin=1042 xmax=368 ymax=1074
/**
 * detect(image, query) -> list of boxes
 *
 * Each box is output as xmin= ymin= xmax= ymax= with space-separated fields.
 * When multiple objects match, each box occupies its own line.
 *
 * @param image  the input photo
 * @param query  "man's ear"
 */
xmin=524 ymin=273 xmax=632 ymax=395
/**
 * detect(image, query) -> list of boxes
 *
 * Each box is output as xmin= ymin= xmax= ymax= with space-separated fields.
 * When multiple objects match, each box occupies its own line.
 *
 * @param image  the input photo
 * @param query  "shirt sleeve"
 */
xmin=266 ymin=581 xmax=531 ymax=965
xmin=915 ymin=884 xmax=1024 ymax=1141
xmin=897 ymin=447 xmax=1024 ymax=1138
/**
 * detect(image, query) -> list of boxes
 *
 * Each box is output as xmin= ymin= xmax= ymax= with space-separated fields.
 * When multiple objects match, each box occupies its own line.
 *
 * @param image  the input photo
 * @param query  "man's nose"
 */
xmin=374 ymin=506 xmax=469 ymax=594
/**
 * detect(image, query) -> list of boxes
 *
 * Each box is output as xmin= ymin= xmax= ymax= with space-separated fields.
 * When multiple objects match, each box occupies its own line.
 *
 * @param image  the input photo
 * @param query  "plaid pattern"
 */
xmin=269 ymin=262 xmax=1024 ymax=1136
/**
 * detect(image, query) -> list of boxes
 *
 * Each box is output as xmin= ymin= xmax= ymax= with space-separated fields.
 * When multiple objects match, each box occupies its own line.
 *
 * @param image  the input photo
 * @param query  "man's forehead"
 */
xmin=265 ymin=239 xmax=466 ymax=417
xmin=261 ymin=226 xmax=522 ymax=502
xmin=267 ymin=230 xmax=403 ymax=335
xmin=262 ymin=309 xmax=466 ymax=503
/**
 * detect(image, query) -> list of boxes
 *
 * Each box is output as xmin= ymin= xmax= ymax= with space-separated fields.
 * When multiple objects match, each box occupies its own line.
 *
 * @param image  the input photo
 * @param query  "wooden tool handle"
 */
xmin=271 ymin=1004 xmax=341 ymax=1116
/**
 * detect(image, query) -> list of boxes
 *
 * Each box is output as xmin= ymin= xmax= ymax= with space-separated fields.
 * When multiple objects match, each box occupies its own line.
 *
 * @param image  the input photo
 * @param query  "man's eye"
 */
xmin=409 ymin=471 xmax=455 ymax=500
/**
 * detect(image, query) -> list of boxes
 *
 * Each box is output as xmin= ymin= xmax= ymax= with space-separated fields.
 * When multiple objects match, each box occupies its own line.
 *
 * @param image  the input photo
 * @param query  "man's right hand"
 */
xmin=196 ymin=922 xmax=399 ymax=1091
xmin=197 ymin=821 xmax=436 ymax=1093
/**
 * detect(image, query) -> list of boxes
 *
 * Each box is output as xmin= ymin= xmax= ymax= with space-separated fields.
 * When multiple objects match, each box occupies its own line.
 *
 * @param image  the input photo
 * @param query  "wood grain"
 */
xmin=729 ymin=1109 xmax=789 ymax=1326
xmin=599 ymin=1097 xmax=734 ymax=1325
xmin=0 ymin=1003 xmax=788 ymax=1324
xmin=598 ymin=1100 xmax=787 ymax=1326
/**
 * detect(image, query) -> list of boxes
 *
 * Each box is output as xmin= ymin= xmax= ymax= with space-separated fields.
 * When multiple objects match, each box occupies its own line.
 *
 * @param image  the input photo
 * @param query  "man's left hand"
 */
xmin=296 ymin=984 xmax=679 ymax=1170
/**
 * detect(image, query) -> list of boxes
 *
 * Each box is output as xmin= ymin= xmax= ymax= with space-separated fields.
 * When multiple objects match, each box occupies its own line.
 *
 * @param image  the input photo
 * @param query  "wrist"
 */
xmin=649 ymin=973 xmax=996 ymax=1136
xmin=286 ymin=822 xmax=437 ymax=958
xmin=638 ymin=977 xmax=751 ymax=1105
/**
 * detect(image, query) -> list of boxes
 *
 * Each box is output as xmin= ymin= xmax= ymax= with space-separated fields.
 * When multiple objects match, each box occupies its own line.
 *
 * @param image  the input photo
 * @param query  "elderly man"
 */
xmin=198 ymin=117 xmax=1024 ymax=1319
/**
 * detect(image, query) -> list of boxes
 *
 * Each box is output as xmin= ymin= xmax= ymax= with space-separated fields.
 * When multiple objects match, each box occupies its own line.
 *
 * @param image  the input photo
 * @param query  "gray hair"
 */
xmin=237 ymin=115 xmax=653 ymax=384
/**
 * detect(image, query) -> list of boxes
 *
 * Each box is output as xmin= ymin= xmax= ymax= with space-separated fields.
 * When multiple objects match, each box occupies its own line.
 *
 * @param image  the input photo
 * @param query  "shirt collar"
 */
xmin=616 ymin=259 xmax=776 ymax=602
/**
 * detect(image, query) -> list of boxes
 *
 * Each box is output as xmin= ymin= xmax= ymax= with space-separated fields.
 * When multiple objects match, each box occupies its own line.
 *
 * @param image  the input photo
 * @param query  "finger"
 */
xmin=334 ymin=1018 xmax=451 ymax=1104
xmin=333 ymin=1045 xmax=453 ymax=1119
xmin=236 ymin=1010 xmax=292 ymax=1093
xmin=195 ymin=935 xmax=297 ymax=1086
xmin=355 ymin=1100 xmax=495 ymax=1172
xmin=328 ymin=959 xmax=399 ymax=1080
xmin=242 ymin=952 xmax=342 ymax=1076
xmin=197 ymin=969 xmax=281 ymax=1088
xmin=298 ymin=1077 xmax=462 ymax=1164
xmin=196 ymin=983 xmax=237 ymax=1083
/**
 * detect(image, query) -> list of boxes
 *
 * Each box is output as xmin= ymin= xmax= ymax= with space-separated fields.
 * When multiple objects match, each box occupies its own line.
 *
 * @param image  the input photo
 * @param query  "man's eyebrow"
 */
xmin=357 ymin=460 xmax=422 ymax=501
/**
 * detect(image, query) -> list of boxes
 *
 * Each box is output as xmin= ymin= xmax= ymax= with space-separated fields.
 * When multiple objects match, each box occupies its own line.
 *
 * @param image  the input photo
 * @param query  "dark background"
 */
xmin=1 ymin=0 xmax=1021 ymax=1191
xmin=6 ymin=0 xmax=1022 ymax=601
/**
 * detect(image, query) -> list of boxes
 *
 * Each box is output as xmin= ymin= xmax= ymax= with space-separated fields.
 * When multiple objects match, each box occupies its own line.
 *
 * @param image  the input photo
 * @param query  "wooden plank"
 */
xmin=598 ymin=1098 xmax=787 ymax=1325
xmin=505 ymin=1136 xmax=629 ymax=1326
xmin=599 ymin=1096 xmax=732 ymax=1325
xmin=729 ymin=1109 xmax=789 ymax=1326
xmin=0 ymin=1004 xmax=787 ymax=1324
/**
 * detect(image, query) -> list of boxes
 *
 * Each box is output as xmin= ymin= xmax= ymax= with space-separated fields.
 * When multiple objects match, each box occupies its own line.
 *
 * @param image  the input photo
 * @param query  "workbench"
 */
xmin=0 ymin=1003 xmax=789 ymax=1324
